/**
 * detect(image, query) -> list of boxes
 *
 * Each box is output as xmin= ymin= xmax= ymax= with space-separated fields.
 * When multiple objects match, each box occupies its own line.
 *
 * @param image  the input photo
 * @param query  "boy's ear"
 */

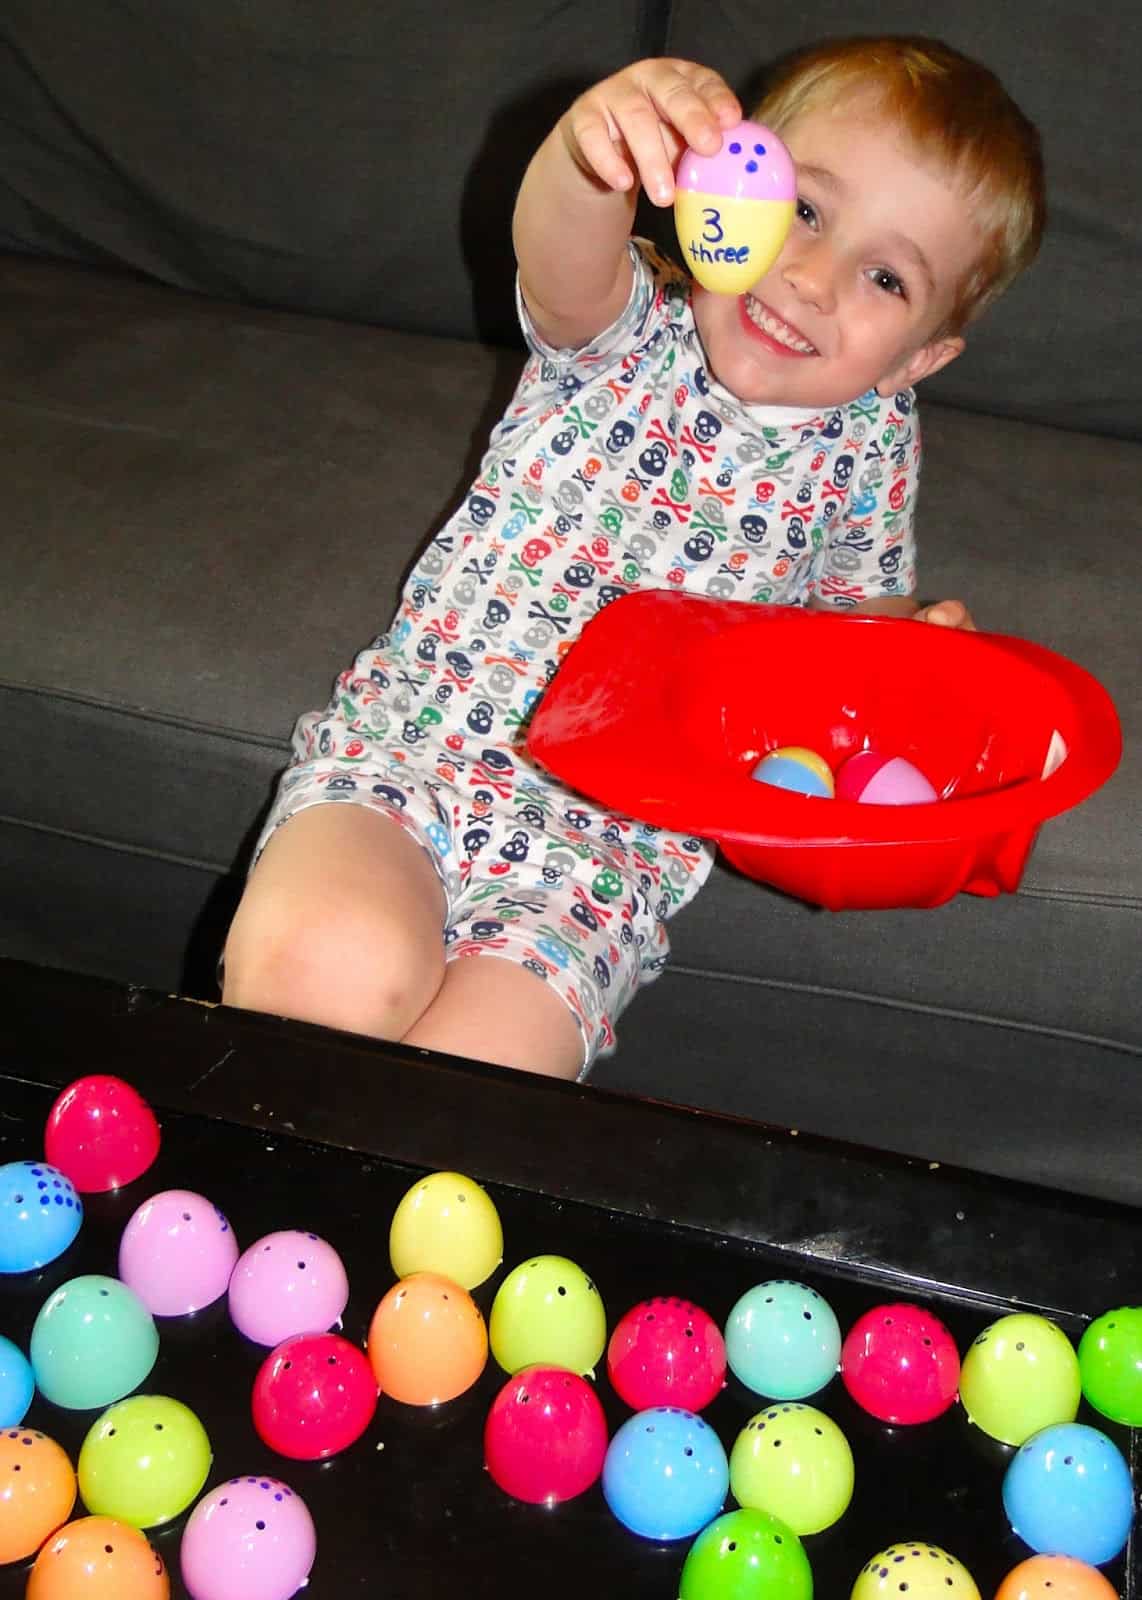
xmin=875 ymin=334 xmax=965 ymax=397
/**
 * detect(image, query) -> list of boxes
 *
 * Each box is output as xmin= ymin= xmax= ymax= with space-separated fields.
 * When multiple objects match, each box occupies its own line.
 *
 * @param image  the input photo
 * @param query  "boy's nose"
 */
xmin=781 ymin=239 xmax=838 ymax=314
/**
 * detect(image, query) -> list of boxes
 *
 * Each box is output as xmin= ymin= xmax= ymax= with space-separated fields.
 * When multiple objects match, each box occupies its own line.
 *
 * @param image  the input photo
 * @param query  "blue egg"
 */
xmin=0 ymin=1160 xmax=83 ymax=1274
xmin=725 ymin=1280 xmax=841 ymax=1399
xmin=0 ymin=1334 xmax=34 ymax=1426
xmin=1002 ymin=1421 xmax=1134 ymax=1565
xmin=602 ymin=1406 xmax=728 ymax=1540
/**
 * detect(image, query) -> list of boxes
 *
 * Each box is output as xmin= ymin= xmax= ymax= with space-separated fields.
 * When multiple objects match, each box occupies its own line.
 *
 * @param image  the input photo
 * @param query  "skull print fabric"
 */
xmin=255 ymin=241 xmax=921 ymax=1070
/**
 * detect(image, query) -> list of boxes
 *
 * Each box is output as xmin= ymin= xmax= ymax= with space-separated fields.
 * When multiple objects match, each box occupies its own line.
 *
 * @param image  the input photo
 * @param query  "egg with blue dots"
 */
xmin=674 ymin=120 xmax=796 ymax=295
xmin=0 ymin=1160 xmax=83 ymax=1274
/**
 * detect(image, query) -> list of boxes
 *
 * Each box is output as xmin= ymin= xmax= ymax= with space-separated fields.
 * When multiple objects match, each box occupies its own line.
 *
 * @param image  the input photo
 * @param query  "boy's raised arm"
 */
xmin=512 ymin=60 xmax=741 ymax=352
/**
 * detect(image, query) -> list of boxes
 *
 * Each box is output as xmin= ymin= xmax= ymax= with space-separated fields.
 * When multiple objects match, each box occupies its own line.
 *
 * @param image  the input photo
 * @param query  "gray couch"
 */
xmin=2 ymin=3 xmax=1138 ymax=1205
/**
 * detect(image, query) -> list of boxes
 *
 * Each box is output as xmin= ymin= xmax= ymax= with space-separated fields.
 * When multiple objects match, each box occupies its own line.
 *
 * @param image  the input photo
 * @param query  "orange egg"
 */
xmin=994 ymin=1555 xmax=1119 ymax=1600
xmin=0 ymin=1428 xmax=76 ymax=1565
xmin=26 ymin=1514 xmax=170 ymax=1598
xmin=367 ymin=1271 xmax=487 ymax=1405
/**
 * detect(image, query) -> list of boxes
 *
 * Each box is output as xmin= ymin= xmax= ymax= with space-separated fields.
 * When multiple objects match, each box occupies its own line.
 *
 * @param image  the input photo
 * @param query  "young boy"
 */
xmin=222 ymin=39 xmax=1045 ymax=1081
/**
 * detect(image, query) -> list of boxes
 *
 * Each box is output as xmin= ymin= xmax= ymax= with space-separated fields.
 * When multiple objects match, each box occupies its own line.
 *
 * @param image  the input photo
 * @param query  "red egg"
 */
xmin=841 ymin=1303 xmax=960 ymax=1424
xmin=607 ymin=1296 xmax=726 ymax=1412
xmin=252 ymin=1331 xmax=378 ymax=1460
xmin=44 ymin=1076 xmax=160 ymax=1193
xmin=484 ymin=1365 xmax=608 ymax=1505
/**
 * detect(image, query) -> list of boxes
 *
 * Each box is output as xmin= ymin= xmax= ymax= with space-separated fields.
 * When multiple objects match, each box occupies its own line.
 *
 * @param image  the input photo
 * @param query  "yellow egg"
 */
xmin=388 ymin=1171 xmax=503 ymax=1289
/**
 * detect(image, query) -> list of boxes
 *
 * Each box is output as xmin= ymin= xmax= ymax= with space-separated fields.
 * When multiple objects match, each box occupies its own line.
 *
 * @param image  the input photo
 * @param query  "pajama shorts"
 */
xmin=252 ymin=747 xmax=693 ymax=1075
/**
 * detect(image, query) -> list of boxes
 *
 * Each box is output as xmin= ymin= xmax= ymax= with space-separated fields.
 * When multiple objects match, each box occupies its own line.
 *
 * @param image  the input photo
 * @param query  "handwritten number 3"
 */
xmin=700 ymin=207 xmax=724 ymax=244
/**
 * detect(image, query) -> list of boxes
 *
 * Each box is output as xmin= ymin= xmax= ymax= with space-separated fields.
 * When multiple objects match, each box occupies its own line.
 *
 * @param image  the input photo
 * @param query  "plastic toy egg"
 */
xmin=994 ymin=1555 xmax=1119 ymax=1599
xmin=1002 ymin=1422 xmax=1133 ymax=1566
xmin=388 ymin=1170 xmax=503 ymax=1289
xmin=26 ymin=1515 xmax=170 ymax=1599
xmin=840 ymin=1302 xmax=960 ymax=1424
xmin=489 ymin=1254 xmax=606 ymax=1377
xmin=607 ymin=1296 xmax=726 ymax=1412
xmin=44 ymin=1076 xmax=160 ymax=1193
xmin=0 ymin=1336 xmax=34 ymax=1428
xmin=959 ymin=1313 xmax=1080 ymax=1445
xmin=836 ymin=750 xmax=939 ymax=805
xmin=729 ymin=1403 xmax=854 ymax=1536
xmin=751 ymin=746 xmax=835 ymax=798
xmin=674 ymin=120 xmax=796 ymax=295
xmin=484 ymin=1365 xmax=609 ymax=1505
xmin=367 ymin=1271 xmax=487 ymax=1405
xmin=0 ymin=1427 xmax=76 ymax=1565
xmin=252 ymin=1331 xmax=378 ymax=1460
xmin=30 ymin=1274 xmax=159 ymax=1410
xmin=602 ymin=1406 xmax=728 ymax=1541
xmin=0 ymin=1160 xmax=82 ymax=1273
xmin=179 ymin=1476 xmax=316 ymax=1600
xmin=78 ymin=1394 xmax=212 ymax=1529
xmin=119 ymin=1189 xmax=239 ymax=1317
xmin=228 ymin=1230 xmax=349 ymax=1347
xmin=679 ymin=1507 xmax=813 ymax=1600
xmin=724 ymin=1279 xmax=841 ymax=1399
xmin=851 ymin=1543 xmax=981 ymax=1598
xmin=1077 ymin=1304 xmax=1142 ymax=1425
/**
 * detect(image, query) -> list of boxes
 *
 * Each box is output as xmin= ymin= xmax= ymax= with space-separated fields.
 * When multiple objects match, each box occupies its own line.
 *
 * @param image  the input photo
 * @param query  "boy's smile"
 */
xmin=692 ymin=104 xmax=978 ymax=409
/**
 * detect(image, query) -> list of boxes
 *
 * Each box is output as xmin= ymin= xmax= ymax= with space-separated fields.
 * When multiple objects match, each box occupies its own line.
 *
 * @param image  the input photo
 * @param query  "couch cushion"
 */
xmin=1 ymin=258 xmax=1138 ymax=1067
xmin=662 ymin=1 xmax=1142 ymax=441
xmin=0 ymin=0 xmax=652 ymax=347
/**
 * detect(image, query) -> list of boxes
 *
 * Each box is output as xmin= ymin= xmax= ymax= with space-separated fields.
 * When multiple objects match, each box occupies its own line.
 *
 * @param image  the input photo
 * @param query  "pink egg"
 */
xmin=179 ymin=1476 xmax=316 ymax=1600
xmin=119 ymin=1190 xmax=239 ymax=1317
xmin=836 ymin=751 xmax=939 ymax=805
xmin=228 ymin=1231 xmax=349 ymax=1347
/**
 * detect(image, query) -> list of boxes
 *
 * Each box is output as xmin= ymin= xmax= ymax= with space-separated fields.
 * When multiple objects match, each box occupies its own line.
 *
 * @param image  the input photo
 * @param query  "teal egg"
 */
xmin=725 ymin=1279 xmax=841 ymax=1399
xmin=30 ymin=1274 xmax=159 ymax=1409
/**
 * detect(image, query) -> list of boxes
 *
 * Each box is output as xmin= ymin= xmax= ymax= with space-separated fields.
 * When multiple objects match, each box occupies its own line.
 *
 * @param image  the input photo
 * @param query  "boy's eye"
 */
xmin=795 ymin=198 xmax=818 ymax=228
xmin=870 ymin=267 xmax=906 ymax=298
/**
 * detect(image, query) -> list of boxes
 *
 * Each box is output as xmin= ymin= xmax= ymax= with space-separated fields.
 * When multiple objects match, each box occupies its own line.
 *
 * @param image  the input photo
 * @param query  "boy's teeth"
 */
xmin=745 ymin=297 xmax=817 ymax=354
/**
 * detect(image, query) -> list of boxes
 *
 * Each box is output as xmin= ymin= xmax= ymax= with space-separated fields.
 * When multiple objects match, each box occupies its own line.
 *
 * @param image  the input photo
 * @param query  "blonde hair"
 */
xmin=753 ymin=36 xmax=1046 ymax=331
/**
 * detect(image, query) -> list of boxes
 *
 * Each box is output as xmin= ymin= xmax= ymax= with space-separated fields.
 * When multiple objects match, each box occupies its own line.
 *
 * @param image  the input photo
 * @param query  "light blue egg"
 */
xmin=0 ymin=1334 xmax=35 ymax=1426
xmin=1002 ymin=1421 xmax=1134 ymax=1566
xmin=0 ymin=1160 xmax=83 ymax=1273
xmin=30 ymin=1274 xmax=158 ymax=1410
xmin=725 ymin=1279 xmax=841 ymax=1399
xmin=602 ymin=1406 xmax=728 ymax=1540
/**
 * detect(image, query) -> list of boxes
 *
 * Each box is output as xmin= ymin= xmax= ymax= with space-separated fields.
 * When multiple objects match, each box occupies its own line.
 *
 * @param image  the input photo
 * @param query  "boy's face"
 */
xmin=691 ymin=104 xmax=976 ymax=410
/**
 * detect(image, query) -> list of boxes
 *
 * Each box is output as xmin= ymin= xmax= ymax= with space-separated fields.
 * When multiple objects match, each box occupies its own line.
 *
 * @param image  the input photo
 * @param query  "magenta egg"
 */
xmin=484 ymin=1365 xmax=608 ymax=1505
xmin=836 ymin=751 xmax=939 ymax=805
xmin=119 ymin=1190 xmax=239 ymax=1317
xmin=44 ymin=1076 xmax=160 ymax=1193
xmin=841 ymin=1303 xmax=960 ymax=1424
xmin=252 ymin=1332 xmax=377 ymax=1461
xmin=228 ymin=1230 xmax=349 ymax=1347
xmin=607 ymin=1296 xmax=726 ymax=1412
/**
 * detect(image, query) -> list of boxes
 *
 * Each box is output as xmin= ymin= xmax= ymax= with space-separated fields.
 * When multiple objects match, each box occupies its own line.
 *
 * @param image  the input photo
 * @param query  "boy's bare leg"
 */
xmin=222 ymin=805 xmax=448 ymax=1040
xmin=402 ymin=955 xmax=585 ymax=1081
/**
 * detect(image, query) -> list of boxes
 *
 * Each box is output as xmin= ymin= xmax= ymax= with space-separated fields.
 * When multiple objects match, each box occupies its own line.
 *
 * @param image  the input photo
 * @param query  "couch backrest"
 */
xmin=2 ymin=2 xmax=1139 ymax=439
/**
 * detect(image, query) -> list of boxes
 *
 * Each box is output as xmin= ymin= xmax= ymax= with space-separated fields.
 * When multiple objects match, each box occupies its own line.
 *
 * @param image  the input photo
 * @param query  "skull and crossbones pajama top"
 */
xmin=255 ymin=242 xmax=921 ymax=1072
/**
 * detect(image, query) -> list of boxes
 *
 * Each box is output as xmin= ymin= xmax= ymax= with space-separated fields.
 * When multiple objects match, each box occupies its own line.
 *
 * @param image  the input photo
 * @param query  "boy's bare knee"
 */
xmin=223 ymin=890 xmax=443 ymax=1041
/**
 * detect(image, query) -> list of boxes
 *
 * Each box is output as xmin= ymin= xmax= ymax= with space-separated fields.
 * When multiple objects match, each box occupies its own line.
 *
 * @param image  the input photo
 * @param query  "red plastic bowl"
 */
xmin=526 ymin=592 xmax=1121 ymax=911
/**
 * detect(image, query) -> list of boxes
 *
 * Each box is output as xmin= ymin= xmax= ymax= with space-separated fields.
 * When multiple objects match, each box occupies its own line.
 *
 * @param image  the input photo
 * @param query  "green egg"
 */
xmin=78 ymin=1394 xmax=211 ymax=1528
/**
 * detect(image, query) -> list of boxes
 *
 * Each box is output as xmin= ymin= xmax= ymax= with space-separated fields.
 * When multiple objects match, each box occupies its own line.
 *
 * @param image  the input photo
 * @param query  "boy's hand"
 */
xmin=562 ymin=59 xmax=742 ymax=208
xmin=912 ymin=599 xmax=977 ymax=630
